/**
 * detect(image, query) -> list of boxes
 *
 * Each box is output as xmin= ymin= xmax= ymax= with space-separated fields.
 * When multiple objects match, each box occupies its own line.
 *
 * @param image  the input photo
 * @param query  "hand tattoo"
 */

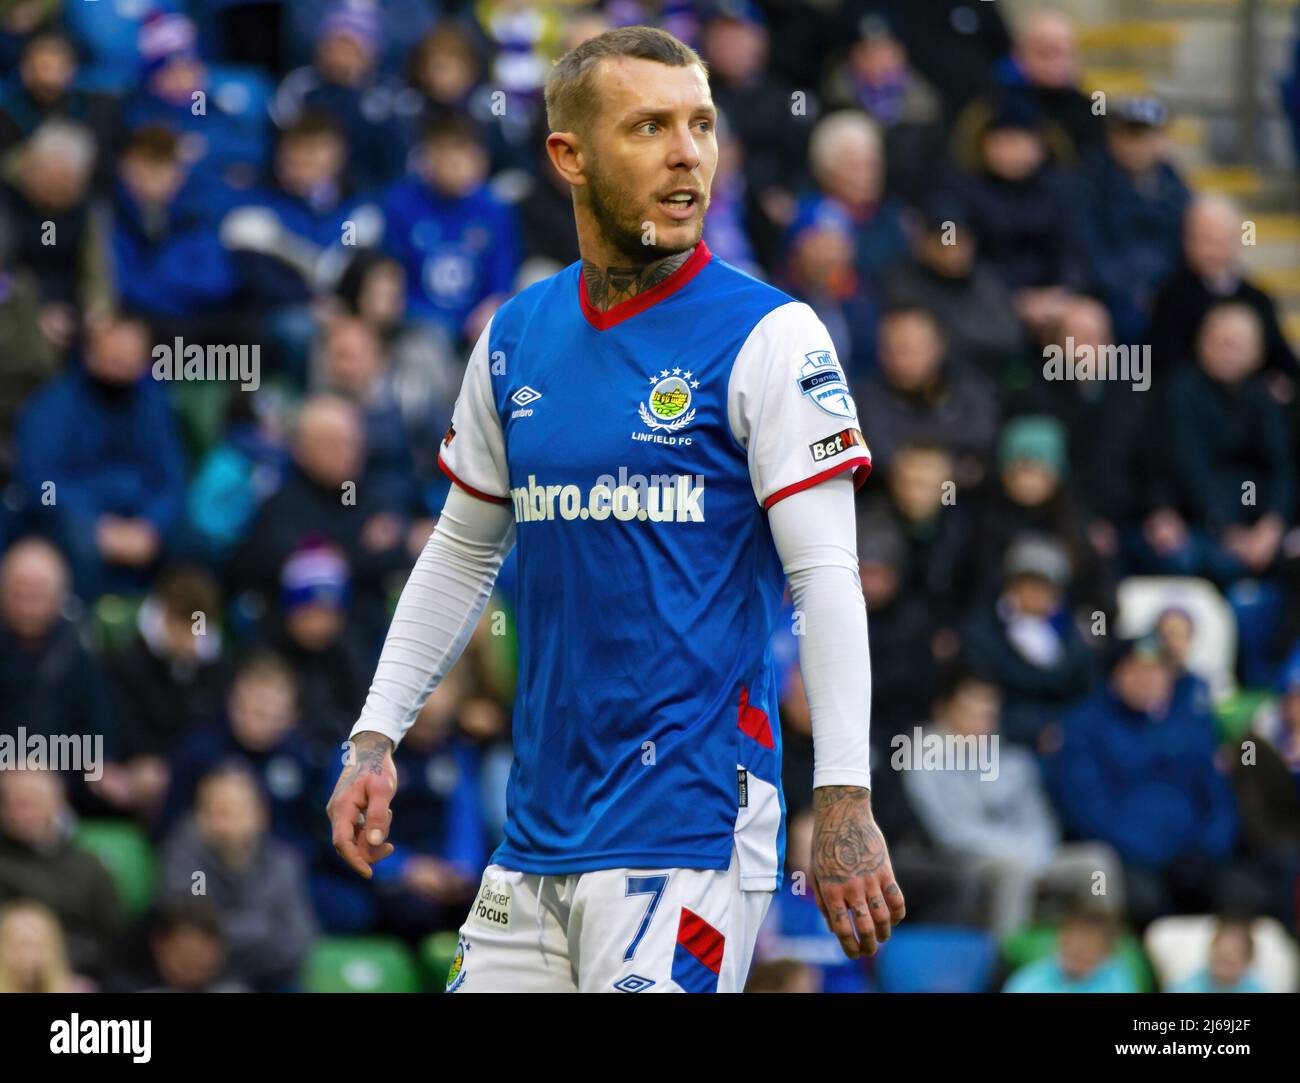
xmin=339 ymin=731 xmax=394 ymax=790
xmin=582 ymin=249 xmax=692 ymax=311
xmin=812 ymin=785 xmax=886 ymax=883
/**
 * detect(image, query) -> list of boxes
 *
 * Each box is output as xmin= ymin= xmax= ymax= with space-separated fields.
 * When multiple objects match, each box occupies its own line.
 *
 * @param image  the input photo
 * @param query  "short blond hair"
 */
xmin=543 ymin=25 xmax=707 ymax=136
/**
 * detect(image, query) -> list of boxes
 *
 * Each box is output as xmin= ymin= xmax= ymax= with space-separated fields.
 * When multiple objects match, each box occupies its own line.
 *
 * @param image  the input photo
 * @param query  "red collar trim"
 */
xmin=578 ymin=240 xmax=712 ymax=331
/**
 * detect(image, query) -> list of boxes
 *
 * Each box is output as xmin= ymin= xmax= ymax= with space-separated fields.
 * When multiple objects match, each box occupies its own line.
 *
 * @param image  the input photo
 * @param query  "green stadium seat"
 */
xmin=303 ymin=937 xmax=422 ymax=993
xmin=75 ymin=818 xmax=156 ymax=915
xmin=419 ymin=931 xmax=462 ymax=992
xmin=1001 ymin=922 xmax=1154 ymax=991
xmin=1214 ymin=688 xmax=1273 ymax=743
xmin=92 ymin=593 xmax=146 ymax=654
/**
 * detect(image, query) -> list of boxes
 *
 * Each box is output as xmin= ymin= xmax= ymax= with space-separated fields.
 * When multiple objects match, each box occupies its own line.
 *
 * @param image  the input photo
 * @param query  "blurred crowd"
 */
xmin=0 ymin=0 xmax=1298 ymax=994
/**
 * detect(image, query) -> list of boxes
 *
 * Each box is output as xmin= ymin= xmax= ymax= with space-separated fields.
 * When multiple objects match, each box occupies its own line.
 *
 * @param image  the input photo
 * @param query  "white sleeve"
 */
xmin=350 ymin=485 xmax=516 ymax=747
xmin=767 ymin=472 xmax=872 ymax=791
xmin=727 ymin=301 xmax=872 ymax=509
xmin=438 ymin=315 xmax=511 ymax=504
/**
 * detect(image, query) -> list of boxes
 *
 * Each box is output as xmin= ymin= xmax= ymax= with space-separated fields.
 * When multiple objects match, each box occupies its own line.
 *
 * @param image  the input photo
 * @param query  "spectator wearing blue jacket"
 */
xmin=313 ymin=669 xmax=487 ymax=937
xmin=160 ymin=650 xmax=326 ymax=859
xmin=110 ymin=125 xmax=239 ymax=325
xmin=381 ymin=112 xmax=520 ymax=350
xmin=1043 ymin=636 xmax=1240 ymax=928
xmin=272 ymin=4 xmax=412 ymax=192
xmin=15 ymin=312 xmax=187 ymax=598
xmin=220 ymin=111 xmax=381 ymax=377
xmin=125 ymin=11 xmax=271 ymax=205
xmin=1079 ymin=97 xmax=1190 ymax=344
xmin=1003 ymin=907 xmax=1137 ymax=993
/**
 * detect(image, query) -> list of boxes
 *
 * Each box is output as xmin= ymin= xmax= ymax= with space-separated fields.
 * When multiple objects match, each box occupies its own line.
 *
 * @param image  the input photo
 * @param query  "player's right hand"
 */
xmin=327 ymin=730 xmax=398 ymax=878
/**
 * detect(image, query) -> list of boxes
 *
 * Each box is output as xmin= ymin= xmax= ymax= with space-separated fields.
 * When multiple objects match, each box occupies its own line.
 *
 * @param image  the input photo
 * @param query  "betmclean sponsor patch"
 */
xmin=809 ymin=428 xmax=867 ymax=464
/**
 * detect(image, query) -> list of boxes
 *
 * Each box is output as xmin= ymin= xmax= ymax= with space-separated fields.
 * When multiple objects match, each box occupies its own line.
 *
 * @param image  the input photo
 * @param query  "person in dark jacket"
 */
xmin=963 ymin=533 xmax=1096 ymax=748
xmin=0 ymin=769 xmax=123 ymax=980
xmin=950 ymin=92 xmax=1091 ymax=338
xmin=1079 ymin=96 xmax=1191 ymax=343
xmin=1042 ymin=636 xmax=1241 ymax=928
xmin=160 ymin=650 xmax=325 ymax=857
xmin=882 ymin=192 xmax=1025 ymax=378
xmin=857 ymin=303 xmax=1000 ymax=483
xmin=0 ymin=537 xmax=114 ymax=748
xmin=158 ymin=764 xmax=317 ymax=991
xmin=1148 ymin=196 xmax=1299 ymax=381
xmin=1135 ymin=302 xmax=1294 ymax=585
xmin=14 ymin=312 xmax=187 ymax=599
xmin=233 ymin=393 xmax=414 ymax=646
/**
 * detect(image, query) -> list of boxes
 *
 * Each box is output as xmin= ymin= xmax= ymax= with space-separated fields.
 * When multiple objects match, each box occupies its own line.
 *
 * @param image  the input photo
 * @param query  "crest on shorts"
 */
xmin=445 ymin=935 xmax=469 ymax=992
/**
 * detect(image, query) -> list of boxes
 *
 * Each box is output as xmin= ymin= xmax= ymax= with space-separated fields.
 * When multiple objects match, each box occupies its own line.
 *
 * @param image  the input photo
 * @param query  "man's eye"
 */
xmin=639 ymin=122 xmax=659 ymax=135
xmin=697 ymin=120 xmax=714 ymax=133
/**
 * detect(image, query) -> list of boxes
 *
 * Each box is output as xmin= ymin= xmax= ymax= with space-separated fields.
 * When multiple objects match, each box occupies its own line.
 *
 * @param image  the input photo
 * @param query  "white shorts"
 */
xmin=446 ymin=846 xmax=773 ymax=993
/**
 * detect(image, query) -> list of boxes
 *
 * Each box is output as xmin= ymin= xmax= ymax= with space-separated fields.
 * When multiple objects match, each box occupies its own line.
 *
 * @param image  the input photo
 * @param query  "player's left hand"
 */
xmin=810 ymin=785 xmax=906 ymax=959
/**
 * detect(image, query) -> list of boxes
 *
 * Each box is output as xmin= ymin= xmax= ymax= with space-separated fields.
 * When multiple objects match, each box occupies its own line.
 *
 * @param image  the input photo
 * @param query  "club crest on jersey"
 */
xmin=639 ymin=369 xmax=698 ymax=433
xmin=797 ymin=351 xmax=856 ymax=419
xmin=445 ymin=935 xmax=469 ymax=992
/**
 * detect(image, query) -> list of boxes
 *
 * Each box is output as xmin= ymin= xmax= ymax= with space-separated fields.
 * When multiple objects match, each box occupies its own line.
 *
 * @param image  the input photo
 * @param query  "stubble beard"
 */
xmin=585 ymin=156 xmax=706 ymax=266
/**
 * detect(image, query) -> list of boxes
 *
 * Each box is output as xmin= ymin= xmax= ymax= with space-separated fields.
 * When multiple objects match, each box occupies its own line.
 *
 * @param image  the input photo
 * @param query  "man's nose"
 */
xmin=666 ymin=122 xmax=703 ymax=171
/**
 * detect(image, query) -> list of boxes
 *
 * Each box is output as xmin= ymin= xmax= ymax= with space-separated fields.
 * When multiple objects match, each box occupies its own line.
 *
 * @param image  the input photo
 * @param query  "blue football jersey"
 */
xmin=438 ymin=240 xmax=871 ymax=889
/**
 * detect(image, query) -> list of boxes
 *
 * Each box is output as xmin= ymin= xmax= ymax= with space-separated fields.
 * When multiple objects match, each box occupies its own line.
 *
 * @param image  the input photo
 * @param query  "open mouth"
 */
xmin=659 ymin=191 xmax=699 ymax=219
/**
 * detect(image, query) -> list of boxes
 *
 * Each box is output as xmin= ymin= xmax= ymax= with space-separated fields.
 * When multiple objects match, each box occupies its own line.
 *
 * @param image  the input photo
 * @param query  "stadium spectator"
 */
xmin=1137 ymin=303 xmax=1294 ymax=584
xmin=821 ymin=16 xmax=944 ymax=197
xmin=856 ymin=303 xmax=999 ymax=479
xmin=315 ymin=669 xmax=485 ymax=937
xmin=701 ymin=1 xmax=810 ymax=245
xmin=0 ymin=214 xmax=61 ymax=467
xmin=136 ymin=898 xmax=250 ymax=993
xmin=794 ymin=110 xmax=907 ymax=291
xmin=0 ymin=537 xmax=113 ymax=752
xmin=1079 ymin=96 xmax=1190 ymax=343
xmin=1148 ymin=196 xmax=1299 ymax=380
xmin=159 ymin=764 xmax=317 ymax=990
xmin=1011 ymin=297 xmax=1152 ymax=563
xmin=0 ymin=118 xmax=110 ymax=325
xmin=985 ymin=9 xmax=1102 ymax=163
xmin=272 ymin=2 xmax=409 ymax=190
xmin=949 ymin=92 xmax=1091 ymax=337
xmin=1003 ymin=906 xmax=1137 ymax=993
xmin=0 ymin=899 xmax=93 ymax=993
xmin=109 ymin=125 xmax=239 ymax=326
xmin=0 ymin=29 xmax=116 ymax=166
xmin=311 ymin=314 xmax=418 ymax=512
xmin=962 ymin=533 xmax=1096 ymax=747
xmin=381 ymin=112 xmax=520 ymax=349
xmin=0 ymin=769 xmax=124 ymax=980
xmin=125 ymin=11 xmax=271 ymax=199
xmin=1043 ymin=637 xmax=1240 ymax=927
xmin=161 ymin=649 xmax=324 ymax=856
xmin=233 ymin=394 xmax=413 ymax=643
xmin=902 ymin=670 xmax=1124 ymax=936
xmin=973 ymin=414 xmax=1114 ymax=618
xmin=1167 ymin=917 xmax=1268 ymax=993
xmin=781 ymin=201 xmax=878 ymax=379
xmin=220 ymin=110 xmax=381 ymax=378
xmin=862 ymin=442 xmax=976 ymax=638
xmin=14 ymin=311 xmax=187 ymax=598
xmin=882 ymin=192 xmax=1025 ymax=378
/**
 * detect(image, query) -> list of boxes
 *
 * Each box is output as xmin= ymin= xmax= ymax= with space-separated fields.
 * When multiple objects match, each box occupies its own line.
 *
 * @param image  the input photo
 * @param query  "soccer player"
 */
xmin=326 ymin=25 xmax=905 ymax=993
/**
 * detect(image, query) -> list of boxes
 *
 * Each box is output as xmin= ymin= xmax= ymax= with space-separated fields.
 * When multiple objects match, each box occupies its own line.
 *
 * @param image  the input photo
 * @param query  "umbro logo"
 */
xmin=510 ymin=385 xmax=541 ymax=419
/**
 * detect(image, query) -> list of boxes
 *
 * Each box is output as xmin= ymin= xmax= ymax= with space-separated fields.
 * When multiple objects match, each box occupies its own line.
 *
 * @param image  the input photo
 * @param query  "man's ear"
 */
xmin=546 ymin=131 xmax=587 ymax=188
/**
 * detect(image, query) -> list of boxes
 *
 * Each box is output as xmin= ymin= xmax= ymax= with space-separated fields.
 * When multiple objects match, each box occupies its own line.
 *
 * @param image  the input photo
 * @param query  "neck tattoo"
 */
xmin=582 ymin=249 xmax=693 ymax=312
